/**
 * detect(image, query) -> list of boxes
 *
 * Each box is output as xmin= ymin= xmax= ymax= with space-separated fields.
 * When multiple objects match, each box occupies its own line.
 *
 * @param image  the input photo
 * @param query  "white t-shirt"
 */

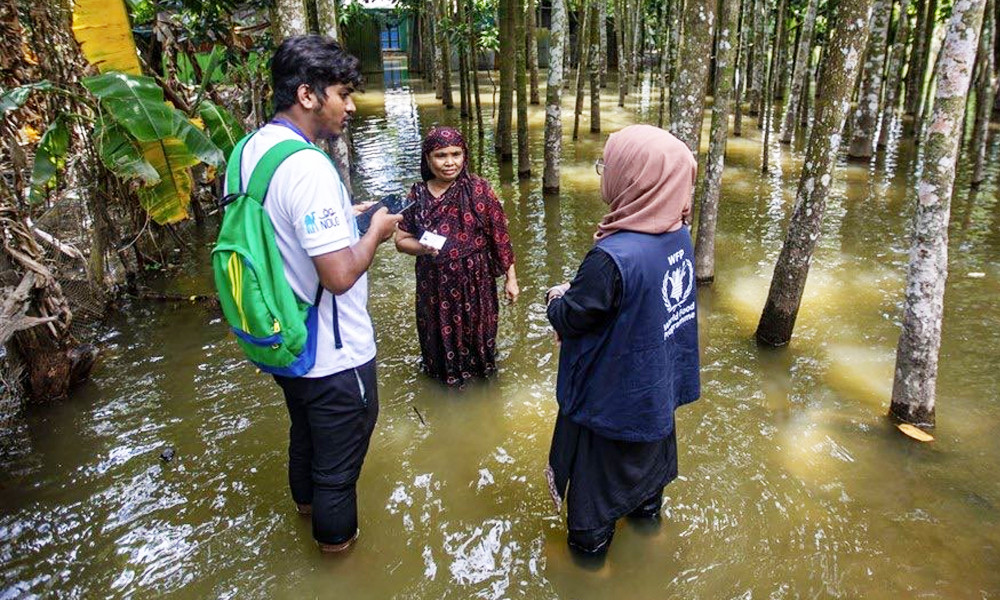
xmin=234 ymin=124 xmax=376 ymax=377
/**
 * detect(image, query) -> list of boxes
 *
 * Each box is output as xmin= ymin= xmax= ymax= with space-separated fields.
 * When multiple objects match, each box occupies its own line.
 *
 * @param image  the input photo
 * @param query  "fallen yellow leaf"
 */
xmin=897 ymin=423 xmax=934 ymax=442
xmin=18 ymin=125 xmax=41 ymax=144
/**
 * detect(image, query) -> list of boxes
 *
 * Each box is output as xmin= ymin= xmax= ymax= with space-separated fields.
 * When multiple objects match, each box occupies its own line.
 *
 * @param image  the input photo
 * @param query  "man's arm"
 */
xmin=312 ymin=208 xmax=402 ymax=294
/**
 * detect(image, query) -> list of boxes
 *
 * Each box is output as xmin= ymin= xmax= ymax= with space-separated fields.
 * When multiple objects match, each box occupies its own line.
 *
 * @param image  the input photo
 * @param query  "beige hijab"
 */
xmin=595 ymin=124 xmax=697 ymax=240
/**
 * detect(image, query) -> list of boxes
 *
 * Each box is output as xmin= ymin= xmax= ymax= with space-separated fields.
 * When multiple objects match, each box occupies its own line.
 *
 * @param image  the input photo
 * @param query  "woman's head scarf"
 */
xmin=420 ymin=126 xmax=470 ymax=182
xmin=595 ymin=124 xmax=697 ymax=240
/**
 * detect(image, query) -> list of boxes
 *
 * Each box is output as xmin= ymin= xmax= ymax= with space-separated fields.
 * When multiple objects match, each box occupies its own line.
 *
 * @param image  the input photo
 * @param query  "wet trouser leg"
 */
xmin=568 ymin=521 xmax=617 ymax=554
xmin=628 ymin=490 xmax=664 ymax=518
xmin=275 ymin=359 xmax=379 ymax=545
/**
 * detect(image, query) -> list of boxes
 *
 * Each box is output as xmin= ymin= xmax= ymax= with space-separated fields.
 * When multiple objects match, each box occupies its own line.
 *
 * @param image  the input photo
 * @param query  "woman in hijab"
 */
xmin=544 ymin=124 xmax=701 ymax=555
xmin=396 ymin=127 xmax=519 ymax=386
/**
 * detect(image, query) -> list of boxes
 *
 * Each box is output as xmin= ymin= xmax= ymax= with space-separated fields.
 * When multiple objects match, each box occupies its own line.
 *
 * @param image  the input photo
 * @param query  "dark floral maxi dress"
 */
xmin=399 ymin=175 xmax=516 ymax=385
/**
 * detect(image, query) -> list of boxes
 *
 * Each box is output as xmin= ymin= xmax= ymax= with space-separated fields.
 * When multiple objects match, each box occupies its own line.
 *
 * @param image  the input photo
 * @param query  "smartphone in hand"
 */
xmin=356 ymin=194 xmax=415 ymax=234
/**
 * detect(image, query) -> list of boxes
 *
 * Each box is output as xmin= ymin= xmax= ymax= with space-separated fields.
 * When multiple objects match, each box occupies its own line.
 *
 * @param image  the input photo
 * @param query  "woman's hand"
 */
xmin=505 ymin=277 xmax=519 ymax=302
xmin=504 ymin=265 xmax=519 ymax=302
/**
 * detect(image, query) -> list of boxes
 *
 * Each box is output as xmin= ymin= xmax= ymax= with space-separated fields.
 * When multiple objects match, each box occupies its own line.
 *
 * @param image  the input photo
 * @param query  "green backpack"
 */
xmin=212 ymin=132 xmax=342 ymax=376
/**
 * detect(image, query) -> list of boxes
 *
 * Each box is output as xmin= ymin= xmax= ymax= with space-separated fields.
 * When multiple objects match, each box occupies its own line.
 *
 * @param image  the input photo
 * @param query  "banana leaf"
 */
xmin=197 ymin=100 xmax=245 ymax=159
xmin=82 ymin=73 xmax=175 ymax=142
xmin=29 ymin=117 xmax=70 ymax=203
xmin=137 ymin=137 xmax=201 ymax=224
xmin=71 ymin=0 xmax=141 ymax=74
xmin=94 ymin=117 xmax=160 ymax=185
xmin=171 ymin=111 xmax=225 ymax=168
xmin=0 ymin=81 xmax=53 ymax=115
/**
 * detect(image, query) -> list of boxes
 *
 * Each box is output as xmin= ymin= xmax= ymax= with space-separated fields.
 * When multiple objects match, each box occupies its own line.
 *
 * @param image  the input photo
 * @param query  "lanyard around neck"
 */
xmin=270 ymin=118 xmax=312 ymax=144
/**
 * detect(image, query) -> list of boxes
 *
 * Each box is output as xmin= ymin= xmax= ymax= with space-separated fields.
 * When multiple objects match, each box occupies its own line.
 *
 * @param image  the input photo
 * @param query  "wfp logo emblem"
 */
xmin=661 ymin=249 xmax=696 ymax=339
xmin=662 ymin=253 xmax=694 ymax=312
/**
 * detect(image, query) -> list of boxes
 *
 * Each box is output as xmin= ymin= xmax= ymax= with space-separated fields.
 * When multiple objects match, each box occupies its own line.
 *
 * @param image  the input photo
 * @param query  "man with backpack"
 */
xmin=218 ymin=36 xmax=401 ymax=553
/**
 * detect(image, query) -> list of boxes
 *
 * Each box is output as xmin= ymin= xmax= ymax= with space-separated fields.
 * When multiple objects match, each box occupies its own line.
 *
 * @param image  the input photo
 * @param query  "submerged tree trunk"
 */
xmin=891 ymin=0 xmax=986 ymax=427
xmin=748 ymin=0 xmax=767 ymax=116
xmin=544 ymin=0 xmax=568 ymax=193
xmin=756 ymin=0 xmax=873 ymax=346
xmin=468 ymin=2 xmax=485 ymax=136
xmin=848 ymin=0 xmax=893 ymax=159
xmin=907 ymin=0 xmax=939 ymax=119
xmin=616 ymin=0 xmax=629 ymax=107
xmin=734 ymin=0 xmax=751 ymax=136
xmin=671 ymin=0 xmax=717 ymax=156
xmin=971 ymin=0 xmax=997 ymax=185
xmin=516 ymin=0 xmax=531 ymax=177
xmin=497 ymin=0 xmax=515 ymax=158
xmin=599 ymin=0 xmax=609 ymax=87
xmin=438 ymin=0 xmax=454 ymax=108
xmin=589 ymin=0 xmax=601 ymax=133
xmin=694 ymin=0 xmax=740 ymax=284
xmin=527 ymin=0 xmax=541 ymax=104
xmin=780 ymin=0 xmax=818 ymax=144
xmin=573 ymin=0 xmax=592 ymax=140
xmin=879 ymin=0 xmax=913 ymax=148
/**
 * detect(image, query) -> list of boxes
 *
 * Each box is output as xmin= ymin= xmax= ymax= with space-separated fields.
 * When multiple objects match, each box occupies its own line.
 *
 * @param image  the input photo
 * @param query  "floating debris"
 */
xmin=160 ymin=446 xmax=176 ymax=461
xmin=897 ymin=423 xmax=934 ymax=442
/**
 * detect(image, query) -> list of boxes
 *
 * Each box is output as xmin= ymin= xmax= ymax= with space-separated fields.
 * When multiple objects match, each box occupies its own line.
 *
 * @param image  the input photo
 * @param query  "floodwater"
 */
xmin=3 ymin=63 xmax=1000 ymax=599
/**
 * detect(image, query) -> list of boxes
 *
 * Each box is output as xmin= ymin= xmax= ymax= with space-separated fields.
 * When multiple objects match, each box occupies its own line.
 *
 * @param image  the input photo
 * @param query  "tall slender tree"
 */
xmin=497 ymin=0 xmax=515 ymax=158
xmin=748 ymin=0 xmax=767 ymax=116
xmin=589 ymin=0 xmax=602 ymax=133
xmin=878 ymin=0 xmax=913 ymax=148
xmin=891 ymin=0 xmax=987 ymax=427
xmin=906 ymin=0 xmax=938 ymax=118
xmin=671 ymin=0 xmax=717 ymax=156
xmin=694 ymin=0 xmax=740 ymax=283
xmin=544 ymin=0 xmax=568 ymax=193
xmin=755 ymin=0 xmax=874 ymax=346
xmin=760 ymin=0 xmax=787 ymax=171
xmin=573 ymin=0 xmax=592 ymax=139
xmin=516 ymin=0 xmax=531 ymax=177
xmin=970 ymin=0 xmax=997 ymax=185
xmin=780 ymin=0 xmax=818 ymax=144
xmin=848 ymin=0 xmax=893 ymax=158
xmin=527 ymin=0 xmax=541 ymax=104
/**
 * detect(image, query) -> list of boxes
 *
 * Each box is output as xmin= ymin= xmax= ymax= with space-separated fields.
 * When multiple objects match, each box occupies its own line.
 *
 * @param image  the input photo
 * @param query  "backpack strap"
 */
xmin=245 ymin=139 xmax=320 ymax=204
xmin=239 ymin=135 xmax=345 ymax=349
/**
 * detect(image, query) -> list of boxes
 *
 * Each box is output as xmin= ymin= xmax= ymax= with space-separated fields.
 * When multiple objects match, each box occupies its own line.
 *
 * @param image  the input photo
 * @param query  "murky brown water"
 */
xmin=3 ymin=63 xmax=1000 ymax=598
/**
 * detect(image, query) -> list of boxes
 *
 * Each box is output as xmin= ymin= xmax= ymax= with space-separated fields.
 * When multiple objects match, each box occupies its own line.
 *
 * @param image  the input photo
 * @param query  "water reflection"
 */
xmin=2 ymin=68 xmax=1000 ymax=599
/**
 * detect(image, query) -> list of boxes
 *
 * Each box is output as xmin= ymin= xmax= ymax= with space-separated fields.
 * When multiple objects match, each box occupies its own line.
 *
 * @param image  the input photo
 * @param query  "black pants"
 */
xmin=274 ymin=359 xmax=379 ymax=545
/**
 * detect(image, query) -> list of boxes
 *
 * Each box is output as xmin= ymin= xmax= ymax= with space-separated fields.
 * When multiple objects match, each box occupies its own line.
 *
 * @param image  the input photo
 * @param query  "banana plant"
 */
xmin=8 ymin=0 xmax=245 ymax=223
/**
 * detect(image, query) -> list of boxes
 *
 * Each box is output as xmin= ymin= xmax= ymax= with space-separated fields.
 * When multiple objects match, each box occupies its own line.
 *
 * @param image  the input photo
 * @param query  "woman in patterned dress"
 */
xmin=395 ymin=127 xmax=518 ymax=385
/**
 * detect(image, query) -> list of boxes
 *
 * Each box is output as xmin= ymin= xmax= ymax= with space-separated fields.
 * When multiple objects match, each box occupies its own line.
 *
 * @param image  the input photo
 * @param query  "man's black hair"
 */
xmin=271 ymin=35 xmax=363 ymax=113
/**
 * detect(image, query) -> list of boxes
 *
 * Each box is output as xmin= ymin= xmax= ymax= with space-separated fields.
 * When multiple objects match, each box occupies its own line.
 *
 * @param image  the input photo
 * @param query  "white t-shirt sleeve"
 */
xmin=281 ymin=150 xmax=353 ymax=257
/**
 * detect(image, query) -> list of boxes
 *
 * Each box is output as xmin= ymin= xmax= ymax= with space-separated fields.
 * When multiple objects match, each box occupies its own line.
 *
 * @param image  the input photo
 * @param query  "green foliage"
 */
xmin=29 ymin=117 xmax=70 ymax=203
xmin=198 ymin=100 xmax=244 ymax=157
xmin=94 ymin=118 xmax=160 ymax=184
xmin=0 ymin=81 xmax=54 ymax=116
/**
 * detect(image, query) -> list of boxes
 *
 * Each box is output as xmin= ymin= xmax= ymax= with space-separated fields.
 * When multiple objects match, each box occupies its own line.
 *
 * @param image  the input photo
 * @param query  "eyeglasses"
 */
xmin=594 ymin=158 xmax=605 ymax=176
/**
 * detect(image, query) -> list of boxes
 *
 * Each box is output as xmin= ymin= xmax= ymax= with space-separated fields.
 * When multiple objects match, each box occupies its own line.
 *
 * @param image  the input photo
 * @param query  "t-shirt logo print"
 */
xmin=661 ymin=253 xmax=694 ymax=313
xmin=304 ymin=212 xmax=318 ymax=234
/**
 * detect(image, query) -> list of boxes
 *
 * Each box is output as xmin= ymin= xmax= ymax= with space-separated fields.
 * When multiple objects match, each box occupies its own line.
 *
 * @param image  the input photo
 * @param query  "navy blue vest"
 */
xmin=556 ymin=229 xmax=700 ymax=442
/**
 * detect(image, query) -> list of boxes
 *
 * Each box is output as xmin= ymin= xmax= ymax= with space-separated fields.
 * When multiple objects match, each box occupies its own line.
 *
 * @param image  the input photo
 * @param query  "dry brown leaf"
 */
xmin=897 ymin=423 xmax=934 ymax=442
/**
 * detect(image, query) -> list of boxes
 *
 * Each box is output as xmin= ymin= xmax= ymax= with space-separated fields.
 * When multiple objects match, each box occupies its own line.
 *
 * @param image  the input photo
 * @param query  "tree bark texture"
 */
xmin=971 ymin=0 xmax=997 ymax=184
xmin=748 ymin=0 xmax=767 ymax=115
xmin=879 ymin=0 xmax=914 ymax=148
xmin=616 ymin=0 xmax=629 ymax=106
xmin=516 ymin=0 xmax=531 ymax=177
xmin=497 ymin=0 xmax=515 ymax=158
xmin=694 ymin=0 xmax=740 ymax=284
xmin=527 ymin=0 xmax=541 ymax=104
xmin=272 ymin=0 xmax=308 ymax=40
xmin=314 ymin=0 xmax=340 ymax=40
xmin=848 ymin=0 xmax=894 ymax=158
xmin=671 ymin=0 xmax=717 ymax=156
xmin=755 ymin=0 xmax=874 ymax=346
xmin=589 ymin=0 xmax=602 ymax=133
xmin=544 ymin=0 xmax=568 ymax=192
xmin=573 ymin=0 xmax=592 ymax=140
xmin=438 ymin=0 xmax=454 ymax=108
xmin=891 ymin=0 xmax=986 ymax=427
xmin=780 ymin=0 xmax=818 ymax=143
xmin=907 ymin=0 xmax=939 ymax=117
